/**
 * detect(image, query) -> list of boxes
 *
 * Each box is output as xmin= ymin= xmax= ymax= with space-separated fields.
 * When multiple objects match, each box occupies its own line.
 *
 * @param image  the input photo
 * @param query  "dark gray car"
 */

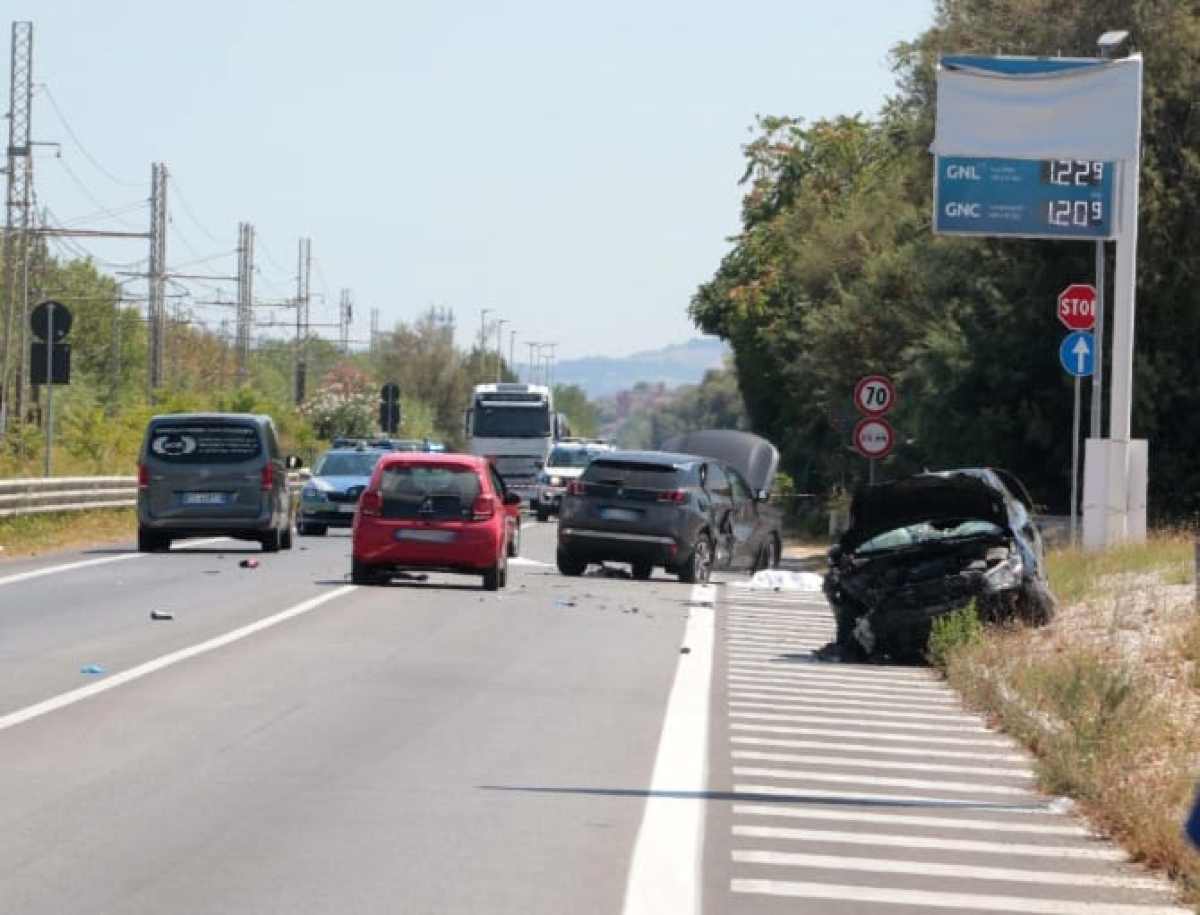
xmin=137 ymin=413 xmax=296 ymax=553
xmin=556 ymin=432 xmax=782 ymax=582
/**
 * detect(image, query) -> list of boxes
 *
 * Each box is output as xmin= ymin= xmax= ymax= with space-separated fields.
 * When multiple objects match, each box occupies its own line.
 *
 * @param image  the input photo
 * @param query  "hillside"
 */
xmin=553 ymin=338 xmax=728 ymax=398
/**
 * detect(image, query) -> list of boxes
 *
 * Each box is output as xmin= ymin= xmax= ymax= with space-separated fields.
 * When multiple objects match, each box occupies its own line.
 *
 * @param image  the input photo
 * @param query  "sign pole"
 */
xmin=1090 ymin=240 xmax=1105 ymax=439
xmin=868 ymin=458 xmax=875 ymax=486
xmin=44 ymin=303 xmax=53 ymax=477
xmin=1070 ymin=375 xmax=1081 ymax=546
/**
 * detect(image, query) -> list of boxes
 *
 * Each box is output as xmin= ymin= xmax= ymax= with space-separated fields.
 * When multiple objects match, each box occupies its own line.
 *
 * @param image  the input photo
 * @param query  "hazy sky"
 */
xmin=8 ymin=0 xmax=933 ymax=359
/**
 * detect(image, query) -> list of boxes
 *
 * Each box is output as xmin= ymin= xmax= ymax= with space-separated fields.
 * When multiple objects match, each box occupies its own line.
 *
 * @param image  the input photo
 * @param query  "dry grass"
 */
xmin=941 ymin=532 xmax=1200 ymax=908
xmin=0 ymin=508 xmax=135 ymax=558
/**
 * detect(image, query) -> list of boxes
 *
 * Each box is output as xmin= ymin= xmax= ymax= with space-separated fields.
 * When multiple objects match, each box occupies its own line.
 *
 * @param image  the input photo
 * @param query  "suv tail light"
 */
xmin=471 ymin=494 xmax=495 ymax=520
xmin=566 ymin=480 xmax=586 ymax=497
xmin=138 ymin=463 xmax=150 ymax=489
xmin=360 ymin=490 xmax=382 ymax=517
xmin=261 ymin=463 xmax=274 ymax=491
xmin=657 ymin=489 xmax=688 ymax=504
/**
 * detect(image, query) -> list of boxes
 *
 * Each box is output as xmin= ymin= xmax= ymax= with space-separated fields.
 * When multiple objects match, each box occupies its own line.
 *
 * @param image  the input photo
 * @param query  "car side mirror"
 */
xmin=503 ymin=492 xmax=522 ymax=507
xmin=285 ymin=455 xmax=303 ymax=470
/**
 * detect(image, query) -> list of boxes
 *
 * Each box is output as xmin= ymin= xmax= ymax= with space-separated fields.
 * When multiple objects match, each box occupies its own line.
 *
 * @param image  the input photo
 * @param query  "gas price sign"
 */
xmin=935 ymin=156 xmax=1115 ymax=240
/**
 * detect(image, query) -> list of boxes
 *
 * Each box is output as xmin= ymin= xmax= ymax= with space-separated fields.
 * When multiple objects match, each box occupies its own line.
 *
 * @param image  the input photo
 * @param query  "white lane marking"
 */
xmin=731 ymin=735 xmax=1027 ymax=762
xmin=731 ymin=723 xmax=1011 ymax=747
xmin=727 ymin=678 xmax=960 ymax=707
xmin=727 ymin=611 xmax=831 ymax=622
xmin=0 ymin=536 xmax=228 ymax=589
xmin=730 ymin=850 xmax=1168 ymax=892
xmin=620 ymin=584 xmax=715 ymax=915
xmin=0 ymin=585 xmax=358 ymax=733
xmin=734 ymin=783 xmax=1051 ymax=811
xmin=730 ymin=879 xmax=1190 ymax=914
xmin=729 ymin=699 xmax=978 ymax=723
xmin=728 ymin=685 xmax=961 ymax=712
xmin=508 ymin=557 xmax=551 ymax=567
xmin=728 ymin=663 xmax=945 ymax=690
xmin=732 ymin=805 xmax=1087 ymax=836
xmin=731 ymin=711 xmax=990 ymax=734
xmin=732 ymin=825 xmax=1126 ymax=861
xmin=732 ymin=766 xmax=1031 ymax=797
xmin=731 ymin=750 xmax=1033 ymax=779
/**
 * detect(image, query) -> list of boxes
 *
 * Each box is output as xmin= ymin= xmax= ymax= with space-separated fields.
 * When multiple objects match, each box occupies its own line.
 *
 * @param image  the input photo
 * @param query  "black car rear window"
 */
xmin=379 ymin=465 xmax=482 ymax=519
xmin=582 ymin=460 xmax=691 ymax=489
xmin=147 ymin=422 xmax=261 ymax=463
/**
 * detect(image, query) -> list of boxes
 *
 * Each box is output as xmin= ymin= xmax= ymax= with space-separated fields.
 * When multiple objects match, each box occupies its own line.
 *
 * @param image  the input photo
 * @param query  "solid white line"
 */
xmin=730 ymin=723 xmax=1011 ymax=747
xmin=727 ymin=678 xmax=960 ymax=706
xmin=731 ymin=711 xmax=990 ymax=734
xmin=729 ymin=686 xmax=963 ymax=713
xmin=0 ymin=536 xmax=228 ymax=589
xmin=734 ymin=784 xmax=1050 ymax=811
xmin=732 ymin=825 xmax=1126 ymax=860
xmin=732 ymin=766 xmax=1031 ymax=797
xmin=730 ymin=879 xmax=1189 ymax=914
xmin=730 ymin=849 xmax=1167 ymax=891
xmin=731 ymin=750 xmax=1032 ymax=779
xmin=731 ymin=805 xmax=1086 ymax=836
xmin=0 ymin=584 xmax=358 ymax=733
xmin=621 ymin=584 xmax=715 ymax=915
xmin=730 ymin=734 xmax=1026 ymax=762
xmin=729 ymin=699 xmax=977 ymax=723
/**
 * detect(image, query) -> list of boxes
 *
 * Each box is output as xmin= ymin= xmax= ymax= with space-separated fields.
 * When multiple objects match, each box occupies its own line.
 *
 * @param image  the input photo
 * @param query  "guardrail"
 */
xmin=0 ymin=472 xmax=312 ymax=519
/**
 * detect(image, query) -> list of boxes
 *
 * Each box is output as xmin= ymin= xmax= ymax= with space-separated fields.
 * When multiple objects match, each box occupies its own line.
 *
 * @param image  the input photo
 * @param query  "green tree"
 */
xmin=553 ymin=384 xmax=600 ymax=437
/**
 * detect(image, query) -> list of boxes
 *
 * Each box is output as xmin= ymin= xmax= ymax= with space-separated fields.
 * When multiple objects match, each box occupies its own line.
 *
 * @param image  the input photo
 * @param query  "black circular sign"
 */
xmin=31 ymin=300 xmax=72 ymax=342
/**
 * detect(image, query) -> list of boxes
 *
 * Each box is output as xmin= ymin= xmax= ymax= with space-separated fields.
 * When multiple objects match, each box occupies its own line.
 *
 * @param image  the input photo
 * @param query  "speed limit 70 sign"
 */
xmin=854 ymin=375 xmax=896 ymax=417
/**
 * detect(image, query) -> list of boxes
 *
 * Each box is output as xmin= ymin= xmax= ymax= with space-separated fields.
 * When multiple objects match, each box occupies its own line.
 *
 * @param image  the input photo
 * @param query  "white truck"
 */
xmin=465 ymin=383 xmax=564 ymax=507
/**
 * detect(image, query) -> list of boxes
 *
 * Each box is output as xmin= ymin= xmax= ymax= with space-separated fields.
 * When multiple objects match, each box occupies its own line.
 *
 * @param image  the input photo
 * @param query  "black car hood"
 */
xmin=660 ymin=430 xmax=779 ymax=495
xmin=841 ymin=471 xmax=1011 ymax=553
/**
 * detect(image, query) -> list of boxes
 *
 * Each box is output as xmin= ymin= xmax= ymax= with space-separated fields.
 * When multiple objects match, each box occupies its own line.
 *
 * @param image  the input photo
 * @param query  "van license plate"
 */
xmin=183 ymin=491 xmax=227 ymax=505
xmin=396 ymin=529 xmax=456 ymax=543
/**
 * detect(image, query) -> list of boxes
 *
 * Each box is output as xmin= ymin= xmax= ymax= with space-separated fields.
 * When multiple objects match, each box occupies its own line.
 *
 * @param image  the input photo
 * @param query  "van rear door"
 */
xmin=143 ymin=419 xmax=265 ymax=521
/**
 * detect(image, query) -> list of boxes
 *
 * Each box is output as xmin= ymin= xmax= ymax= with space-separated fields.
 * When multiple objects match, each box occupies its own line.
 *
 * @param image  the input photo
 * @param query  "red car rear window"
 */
xmin=379 ymin=464 xmax=482 ymax=519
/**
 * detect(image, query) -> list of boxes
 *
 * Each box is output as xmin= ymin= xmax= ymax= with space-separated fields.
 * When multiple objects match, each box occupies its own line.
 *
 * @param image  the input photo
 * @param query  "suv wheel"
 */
xmin=556 ymin=547 xmax=586 ymax=577
xmin=137 ymin=528 xmax=168 ymax=553
xmin=261 ymin=528 xmax=282 ymax=553
xmin=679 ymin=535 xmax=713 ymax=584
xmin=631 ymin=560 xmax=653 ymax=581
xmin=351 ymin=557 xmax=377 ymax=585
xmin=281 ymin=520 xmax=295 ymax=550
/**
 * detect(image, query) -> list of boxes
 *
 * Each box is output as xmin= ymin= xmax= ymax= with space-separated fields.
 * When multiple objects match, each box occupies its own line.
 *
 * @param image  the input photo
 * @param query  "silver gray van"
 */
xmin=137 ymin=413 xmax=298 ymax=553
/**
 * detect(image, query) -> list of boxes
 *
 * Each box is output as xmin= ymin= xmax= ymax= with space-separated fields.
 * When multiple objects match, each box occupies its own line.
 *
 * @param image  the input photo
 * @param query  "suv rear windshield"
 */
xmin=315 ymin=451 xmax=382 ymax=477
xmin=379 ymin=465 xmax=482 ymax=519
xmin=147 ymin=422 xmax=262 ymax=463
xmin=582 ymin=460 xmax=693 ymax=489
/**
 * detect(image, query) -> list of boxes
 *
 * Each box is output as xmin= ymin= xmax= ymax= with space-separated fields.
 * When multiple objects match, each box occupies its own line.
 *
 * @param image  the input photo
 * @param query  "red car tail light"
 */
xmin=657 ymin=489 xmax=688 ymax=504
xmin=360 ymin=490 xmax=382 ymax=517
xmin=137 ymin=463 xmax=150 ymax=489
xmin=566 ymin=480 xmax=586 ymax=497
xmin=261 ymin=463 xmax=274 ymax=491
xmin=471 ymin=494 xmax=495 ymax=520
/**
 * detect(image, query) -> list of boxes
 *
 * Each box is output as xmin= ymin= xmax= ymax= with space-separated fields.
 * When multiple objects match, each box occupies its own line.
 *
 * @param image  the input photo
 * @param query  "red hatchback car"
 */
xmin=351 ymin=452 xmax=521 ymax=590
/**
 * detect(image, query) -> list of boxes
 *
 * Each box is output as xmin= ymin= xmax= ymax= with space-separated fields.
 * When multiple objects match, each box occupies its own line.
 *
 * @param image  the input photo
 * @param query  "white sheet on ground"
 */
xmin=729 ymin=570 xmax=825 ymax=592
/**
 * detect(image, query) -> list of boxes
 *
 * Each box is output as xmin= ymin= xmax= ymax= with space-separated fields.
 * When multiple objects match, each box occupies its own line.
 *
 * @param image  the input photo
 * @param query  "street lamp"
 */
xmin=495 ymin=319 xmax=508 ymax=382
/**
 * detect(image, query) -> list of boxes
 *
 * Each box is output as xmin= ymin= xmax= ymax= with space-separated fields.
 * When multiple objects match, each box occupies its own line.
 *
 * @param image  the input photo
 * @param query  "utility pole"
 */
xmin=369 ymin=307 xmax=379 ymax=355
xmin=509 ymin=330 xmax=516 ymax=381
xmin=0 ymin=21 xmax=33 ymax=432
xmin=235 ymin=221 xmax=254 ymax=383
xmin=147 ymin=162 xmax=168 ymax=393
xmin=339 ymin=288 xmax=352 ymax=354
xmin=495 ymin=318 xmax=507 ymax=382
xmin=293 ymin=237 xmax=310 ymax=403
xmin=478 ymin=308 xmax=492 ymax=359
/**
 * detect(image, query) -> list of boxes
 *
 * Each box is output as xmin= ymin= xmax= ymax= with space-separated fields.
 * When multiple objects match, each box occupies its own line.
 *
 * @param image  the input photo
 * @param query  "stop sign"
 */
xmin=1057 ymin=283 xmax=1097 ymax=331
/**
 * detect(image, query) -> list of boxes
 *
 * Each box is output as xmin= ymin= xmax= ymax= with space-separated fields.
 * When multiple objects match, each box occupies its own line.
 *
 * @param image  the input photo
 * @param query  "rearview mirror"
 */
xmin=503 ymin=492 xmax=522 ymax=507
xmin=285 ymin=455 xmax=303 ymax=470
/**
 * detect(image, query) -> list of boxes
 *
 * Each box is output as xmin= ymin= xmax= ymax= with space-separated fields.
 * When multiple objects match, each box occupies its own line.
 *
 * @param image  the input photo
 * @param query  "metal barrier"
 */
xmin=0 ymin=472 xmax=311 ymax=519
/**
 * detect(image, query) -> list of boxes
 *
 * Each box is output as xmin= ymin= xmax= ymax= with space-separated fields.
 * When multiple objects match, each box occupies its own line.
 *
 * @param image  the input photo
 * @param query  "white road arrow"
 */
xmin=1072 ymin=336 xmax=1091 ymax=373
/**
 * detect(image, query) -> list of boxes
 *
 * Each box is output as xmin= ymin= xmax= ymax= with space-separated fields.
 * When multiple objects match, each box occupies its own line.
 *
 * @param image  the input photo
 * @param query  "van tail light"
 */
xmin=471 ymin=494 xmax=495 ymax=520
xmin=566 ymin=480 xmax=586 ymax=497
xmin=657 ymin=489 xmax=688 ymax=504
xmin=138 ymin=463 xmax=150 ymax=489
xmin=261 ymin=463 xmax=274 ymax=491
xmin=360 ymin=490 xmax=382 ymax=517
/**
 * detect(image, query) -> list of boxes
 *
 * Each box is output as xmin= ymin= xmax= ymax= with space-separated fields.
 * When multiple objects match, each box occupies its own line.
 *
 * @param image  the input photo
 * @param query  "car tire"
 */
xmin=483 ymin=564 xmax=502 ymax=591
xmin=351 ymin=557 xmax=377 ymax=585
xmin=261 ymin=528 xmax=282 ymax=553
xmin=556 ymin=547 xmax=586 ymax=577
xmin=507 ymin=521 xmax=521 ymax=557
xmin=137 ymin=528 xmax=168 ymax=553
xmin=302 ymin=523 xmax=327 ymax=536
xmin=536 ymin=506 xmax=549 ymax=523
xmin=281 ymin=521 xmax=294 ymax=550
xmin=678 ymin=535 xmax=713 ymax=584
xmin=631 ymin=560 xmax=653 ymax=581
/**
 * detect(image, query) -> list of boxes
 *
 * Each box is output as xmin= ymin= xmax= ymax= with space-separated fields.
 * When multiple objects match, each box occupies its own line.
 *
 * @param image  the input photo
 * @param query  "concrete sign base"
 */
xmin=1082 ymin=438 xmax=1147 ymax=549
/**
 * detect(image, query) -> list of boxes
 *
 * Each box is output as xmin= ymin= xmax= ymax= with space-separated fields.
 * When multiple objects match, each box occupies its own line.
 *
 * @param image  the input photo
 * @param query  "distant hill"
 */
xmin=555 ymin=338 xmax=729 ymax=398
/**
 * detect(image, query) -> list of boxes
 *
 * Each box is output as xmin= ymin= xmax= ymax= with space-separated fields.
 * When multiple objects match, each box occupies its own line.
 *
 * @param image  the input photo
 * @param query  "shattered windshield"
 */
xmin=855 ymin=520 xmax=1005 ymax=555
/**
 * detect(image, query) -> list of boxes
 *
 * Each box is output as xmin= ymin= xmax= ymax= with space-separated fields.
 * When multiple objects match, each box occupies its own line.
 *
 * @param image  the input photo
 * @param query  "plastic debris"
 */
xmin=150 ymin=610 xmax=174 ymax=621
xmin=731 ymin=569 xmax=825 ymax=592
xmin=239 ymin=559 xmax=259 ymax=569
xmin=80 ymin=664 xmax=106 ymax=675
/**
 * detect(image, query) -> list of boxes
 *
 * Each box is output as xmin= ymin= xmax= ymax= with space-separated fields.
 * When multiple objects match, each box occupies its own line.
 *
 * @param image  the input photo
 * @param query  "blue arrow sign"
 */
xmin=1059 ymin=331 xmax=1095 ymax=377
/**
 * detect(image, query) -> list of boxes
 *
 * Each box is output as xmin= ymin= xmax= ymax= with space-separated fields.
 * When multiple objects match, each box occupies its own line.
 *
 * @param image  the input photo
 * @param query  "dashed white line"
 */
xmin=0 ymin=536 xmax=228 ymax=589
xmin=730 ymin=734 xmax=1026 ymax=762
xmin=731 ymin=722 xmax=1012 ymax=747
xmin=727 ymin=678 xmax=961 ymax=706
xmin=729 ymin=698 xmax=979 ymax=723
xmin=731 ymin=804 xmax=1087 ymax=836
xmin=734 ymin=783 xmax=1051 ymax=810
xmin=727 ymin=685 xmax=962 ymax=712
xmin=731 ymin=711 xmax=991 ymax=734
xmin=732 ymin=766 xmax=1032 ymax=797
xmin=731 ymin=749 xmax=1032 ymax=779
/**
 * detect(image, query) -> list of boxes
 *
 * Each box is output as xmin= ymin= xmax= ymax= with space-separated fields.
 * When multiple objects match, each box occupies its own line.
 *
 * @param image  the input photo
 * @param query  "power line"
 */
xmin=38 ymin=82 xmax=144 ymax=189
xmin=53 ymin=154 xmax=144 ymax=231
xmin=170 ymin=174 xmax=225 ymax=245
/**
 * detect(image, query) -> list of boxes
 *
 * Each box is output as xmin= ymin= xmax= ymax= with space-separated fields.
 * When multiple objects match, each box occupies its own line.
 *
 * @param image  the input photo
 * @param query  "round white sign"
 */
xmin=853 ymin=374 xmax=896 ymax=417
xmin=853 ymin=417 xmax=895 ymax=460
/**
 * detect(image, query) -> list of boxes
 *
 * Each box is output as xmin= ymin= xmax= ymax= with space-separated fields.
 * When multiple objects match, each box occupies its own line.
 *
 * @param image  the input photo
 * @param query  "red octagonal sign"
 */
xmin=1058 ymin=283 xmax=1096 ymax=331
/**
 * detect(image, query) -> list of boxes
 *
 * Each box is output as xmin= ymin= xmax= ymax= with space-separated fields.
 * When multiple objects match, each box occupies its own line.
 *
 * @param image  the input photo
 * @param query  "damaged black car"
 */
xmin=823 ymin=468 xmax=1057 ymax=662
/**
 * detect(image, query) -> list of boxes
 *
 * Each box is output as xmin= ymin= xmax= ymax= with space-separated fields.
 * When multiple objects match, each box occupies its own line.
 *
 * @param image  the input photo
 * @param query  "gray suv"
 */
xmin=137 ymin=413 xmax=297 ymax=553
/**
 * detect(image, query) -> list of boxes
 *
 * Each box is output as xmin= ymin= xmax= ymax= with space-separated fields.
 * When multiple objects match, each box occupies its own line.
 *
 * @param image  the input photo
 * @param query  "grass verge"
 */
xmin=935 ymin=533 xmax=1200 ymax=908
xmin=0 ymin=508 xmax=136 ymax=558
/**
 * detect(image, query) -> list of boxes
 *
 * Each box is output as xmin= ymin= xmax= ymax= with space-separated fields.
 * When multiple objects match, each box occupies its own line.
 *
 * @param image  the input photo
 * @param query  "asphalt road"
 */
xmin=0 ymin=522 xmax=1188 ymax=914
